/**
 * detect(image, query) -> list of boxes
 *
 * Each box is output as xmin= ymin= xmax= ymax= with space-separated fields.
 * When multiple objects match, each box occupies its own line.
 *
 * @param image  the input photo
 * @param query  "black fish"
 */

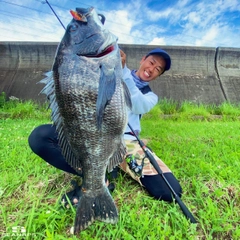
xmin=40 ymin=7 xmax=131 ymax=234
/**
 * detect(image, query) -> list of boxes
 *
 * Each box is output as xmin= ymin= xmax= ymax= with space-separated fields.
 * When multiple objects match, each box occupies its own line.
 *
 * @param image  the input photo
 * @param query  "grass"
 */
xmin=0 ymin=96 xmax=240 ymax=239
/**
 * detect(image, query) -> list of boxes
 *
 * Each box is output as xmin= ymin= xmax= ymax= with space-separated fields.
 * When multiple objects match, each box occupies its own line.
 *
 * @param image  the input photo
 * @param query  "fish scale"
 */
xmin=40 ymin=6 xmax=131 ymax=235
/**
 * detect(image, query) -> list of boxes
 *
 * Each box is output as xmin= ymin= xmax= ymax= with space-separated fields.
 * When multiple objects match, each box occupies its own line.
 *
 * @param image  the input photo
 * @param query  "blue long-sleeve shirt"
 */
xmin=122 ymin=65 xmax=158 ymax=140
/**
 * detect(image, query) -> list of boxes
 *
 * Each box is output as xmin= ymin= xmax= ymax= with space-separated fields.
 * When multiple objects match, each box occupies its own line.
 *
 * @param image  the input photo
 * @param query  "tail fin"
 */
xmin=74 ymin=187 xmax=118 ymax=234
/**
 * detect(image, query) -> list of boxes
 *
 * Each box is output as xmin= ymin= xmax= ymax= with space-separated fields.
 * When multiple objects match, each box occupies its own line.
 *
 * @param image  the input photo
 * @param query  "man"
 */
xmin=119 ymin=48 xmax=182 ymax=202
xmin=28 ymin=48 xmax=182 ymax=206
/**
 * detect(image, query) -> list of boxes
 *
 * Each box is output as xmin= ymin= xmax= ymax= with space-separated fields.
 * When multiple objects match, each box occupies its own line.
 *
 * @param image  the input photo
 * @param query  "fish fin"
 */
xmin=108 ymin=139 xmax=126 ymax=172
xmin=39 ymin=70 xmax=83 ymax=176
xmin=57 ymin=128 xmax=83 ymax=176
xmin=96 ymin=64 xmax=116 ymax=130
xmin=38 ymin=71 xmax=53 ymax=85
xmin=74 ymin=187 xmax=118 ymax=234
xmin=122 ymin=80 xmax=132 ymax=110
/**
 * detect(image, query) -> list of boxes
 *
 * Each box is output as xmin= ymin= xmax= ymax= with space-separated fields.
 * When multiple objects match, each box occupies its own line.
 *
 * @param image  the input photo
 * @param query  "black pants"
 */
xmin=28 ymin=124 xmax=182 ymax=202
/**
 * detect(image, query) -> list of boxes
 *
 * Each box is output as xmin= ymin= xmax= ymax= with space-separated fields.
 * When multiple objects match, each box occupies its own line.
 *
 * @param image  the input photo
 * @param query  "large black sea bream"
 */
xmin=40 ymin=7 xmax=131 ymax=234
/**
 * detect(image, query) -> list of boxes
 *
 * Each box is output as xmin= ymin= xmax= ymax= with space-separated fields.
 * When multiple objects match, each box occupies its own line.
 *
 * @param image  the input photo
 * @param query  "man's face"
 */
xmin=135 ymin=55 xmax=166 ymax=82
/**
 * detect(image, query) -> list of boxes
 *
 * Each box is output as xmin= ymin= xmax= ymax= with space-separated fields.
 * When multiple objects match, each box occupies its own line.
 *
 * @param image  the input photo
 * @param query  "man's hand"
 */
xmin=120 ymin=49 xmax=126 ymax=68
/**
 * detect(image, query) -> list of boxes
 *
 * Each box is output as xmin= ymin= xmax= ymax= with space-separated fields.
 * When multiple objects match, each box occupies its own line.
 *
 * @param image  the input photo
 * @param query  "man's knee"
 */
xmin=28 ymin=124 xmax=53 ymax=154
xmin=140 ymin=172 xmax=182 ymax=202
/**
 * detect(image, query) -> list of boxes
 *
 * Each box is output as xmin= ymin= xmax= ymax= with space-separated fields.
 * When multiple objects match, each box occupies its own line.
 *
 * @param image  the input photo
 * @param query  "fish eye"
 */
xmin=69 ymin=23 xmax=78 ymax=32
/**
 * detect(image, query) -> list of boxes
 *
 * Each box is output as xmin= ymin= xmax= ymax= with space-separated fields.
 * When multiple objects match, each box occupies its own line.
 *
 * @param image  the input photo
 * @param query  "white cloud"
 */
xmin=0 ymin=13 xmax=65 ymax=42
xmin=185 ymin=11 xmax=201 ymax=24
xmin=147 ymin=37 xmax=166 ymax=45
xmin=166 ymin=0 xmax=240 ymax=47
xmin=195 ymin=25 xmax=219 ymax=46
xmin=103 ymin=10 xmax=136 ymax=43
xmin=145 ymin=8 xmax=173 ymax=21
xmin=0 ymin=0 xmax=239 ymax=47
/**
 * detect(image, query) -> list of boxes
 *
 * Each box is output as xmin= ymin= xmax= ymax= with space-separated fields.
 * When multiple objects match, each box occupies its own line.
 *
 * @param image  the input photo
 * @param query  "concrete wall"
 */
xmin=0 ymin=42 xmax=57 ymax=103
xmin=0 ymin=42 xmax=240 ymax=104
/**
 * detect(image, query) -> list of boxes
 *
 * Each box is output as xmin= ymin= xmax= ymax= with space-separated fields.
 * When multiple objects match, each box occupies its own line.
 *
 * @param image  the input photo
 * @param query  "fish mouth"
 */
xmin=84 ymin=44 xmax=115 ymax=58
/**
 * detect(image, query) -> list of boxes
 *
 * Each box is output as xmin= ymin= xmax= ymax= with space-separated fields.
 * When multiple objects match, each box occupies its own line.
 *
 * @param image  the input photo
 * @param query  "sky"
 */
xmin=0 ymin=0 xmax=240 ymax=48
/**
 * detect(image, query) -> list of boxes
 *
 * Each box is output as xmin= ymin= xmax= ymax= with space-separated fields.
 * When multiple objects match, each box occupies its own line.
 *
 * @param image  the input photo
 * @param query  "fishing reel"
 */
xmin=125 ymin=154 xmax=143 ymax=176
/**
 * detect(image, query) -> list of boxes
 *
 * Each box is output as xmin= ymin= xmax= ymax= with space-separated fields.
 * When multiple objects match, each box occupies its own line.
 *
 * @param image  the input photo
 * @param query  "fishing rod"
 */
xmin=127 ymin=123 xmax=197 ymax=224
xmin=42 ymin=1 xmax=105 ymax=29
xmin=42 ymin=0 xmax=66 ymax=29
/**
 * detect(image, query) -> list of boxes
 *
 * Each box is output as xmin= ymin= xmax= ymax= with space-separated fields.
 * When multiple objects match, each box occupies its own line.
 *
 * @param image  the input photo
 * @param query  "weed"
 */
xmin=0 ymin=92 xmax=7 ymax=108
xmin=1 ymin=99 xmax=240 ymax=239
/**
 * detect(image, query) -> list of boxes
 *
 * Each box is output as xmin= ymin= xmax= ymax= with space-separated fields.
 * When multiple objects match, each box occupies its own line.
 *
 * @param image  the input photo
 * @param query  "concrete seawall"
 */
xmin=0 ymin=42 xmax=240 ymax=104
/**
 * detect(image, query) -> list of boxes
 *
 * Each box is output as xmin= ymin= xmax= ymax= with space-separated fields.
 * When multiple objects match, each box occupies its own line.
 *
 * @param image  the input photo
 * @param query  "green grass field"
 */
xmin=0 ymin=97 xmax=239 ymax=239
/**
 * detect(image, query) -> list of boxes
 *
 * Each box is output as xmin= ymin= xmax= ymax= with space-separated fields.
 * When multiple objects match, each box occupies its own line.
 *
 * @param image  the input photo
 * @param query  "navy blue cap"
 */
xmin=146 ymin=48 xmax=171 ymax=71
